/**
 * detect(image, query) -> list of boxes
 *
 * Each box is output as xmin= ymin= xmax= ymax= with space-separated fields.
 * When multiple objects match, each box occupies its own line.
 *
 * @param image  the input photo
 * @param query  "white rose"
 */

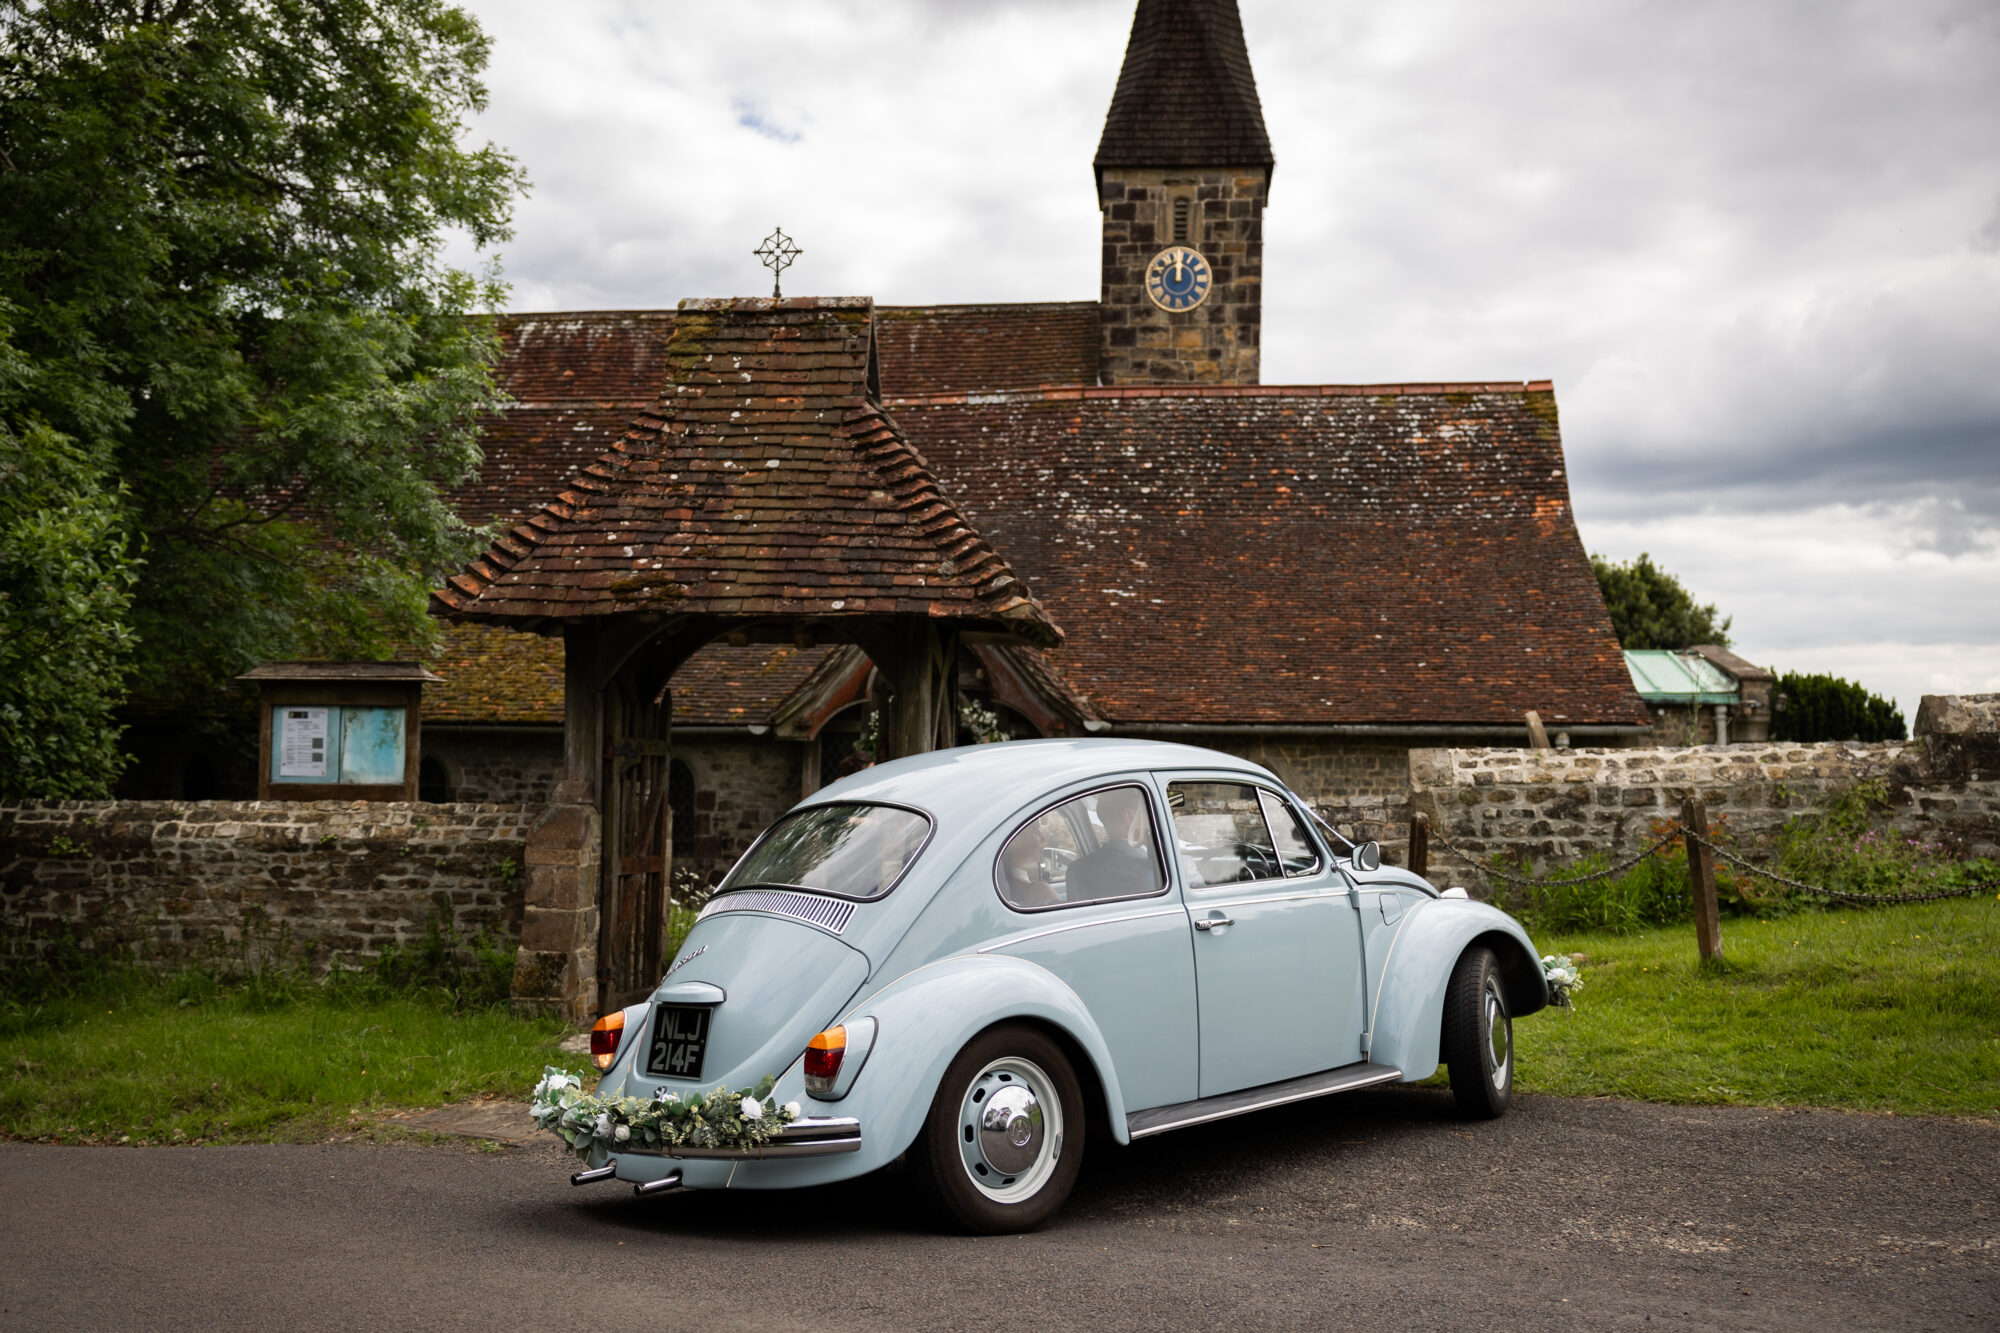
xmin=782 ymin=1101 xmax=802 ymax=1119
xmin=740 ymin=1096 xmax=764 ymax=1120
xmin=595 ymin=1113 xmax=613 ymax=1138
xmin=613 ymin=1125 xmax=631 ymax=1143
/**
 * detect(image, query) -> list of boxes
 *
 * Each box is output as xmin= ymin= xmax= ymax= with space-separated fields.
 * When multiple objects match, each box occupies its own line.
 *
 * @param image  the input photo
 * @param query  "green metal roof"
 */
xmin=1623 ymin=651 xmax=1739 ymax=706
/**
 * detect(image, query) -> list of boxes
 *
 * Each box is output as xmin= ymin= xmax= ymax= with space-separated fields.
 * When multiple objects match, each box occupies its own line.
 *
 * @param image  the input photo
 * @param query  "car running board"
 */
xmin=1125 ymin=1062 xmax=1404 ymax=1140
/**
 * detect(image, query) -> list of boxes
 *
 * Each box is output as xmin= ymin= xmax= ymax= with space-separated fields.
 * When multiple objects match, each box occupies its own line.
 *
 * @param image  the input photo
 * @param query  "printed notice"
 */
xmin=279 ymin=707 xmax=330 ymax=778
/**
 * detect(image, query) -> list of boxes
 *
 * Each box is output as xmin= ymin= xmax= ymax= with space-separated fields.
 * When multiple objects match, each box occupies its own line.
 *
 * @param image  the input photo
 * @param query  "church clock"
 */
xmin=1144 ymin=245 xmax=1213 ymax=312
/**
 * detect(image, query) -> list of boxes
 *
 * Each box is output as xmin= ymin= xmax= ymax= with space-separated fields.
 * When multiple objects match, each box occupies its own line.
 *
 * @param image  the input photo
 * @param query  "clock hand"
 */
xmin=1173 ymin=251 xmax=1185 ymax=282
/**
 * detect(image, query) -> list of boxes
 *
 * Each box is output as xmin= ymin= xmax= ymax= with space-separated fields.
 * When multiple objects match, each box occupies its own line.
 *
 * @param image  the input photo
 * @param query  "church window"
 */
xmin=1171 ymin=197 xmax=1191 ymax=243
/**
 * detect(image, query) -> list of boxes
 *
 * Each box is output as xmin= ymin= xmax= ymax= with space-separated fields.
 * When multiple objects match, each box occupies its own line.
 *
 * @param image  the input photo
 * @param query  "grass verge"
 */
xmin=2 ymin=938 xmax=572 ymax=1145
xmin=1516 ymin=893 xmax=2000 ymax=1118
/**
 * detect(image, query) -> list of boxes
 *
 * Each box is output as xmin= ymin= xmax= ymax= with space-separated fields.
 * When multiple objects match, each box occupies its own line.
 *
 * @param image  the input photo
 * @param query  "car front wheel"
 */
xmin=911 ymin=1023 xmax=1084 ymax=1233
xmin=1441 ymin=945 xmax=1513 ymax=1118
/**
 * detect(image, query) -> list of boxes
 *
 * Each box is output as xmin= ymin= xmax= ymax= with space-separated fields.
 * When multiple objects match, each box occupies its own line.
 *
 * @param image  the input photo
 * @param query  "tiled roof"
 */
xmin=874 ymin=303 xmax=1099 ymax=395
xmin=450 ymin=311 xmax=678 ymax=526
xmin=433 ymin=297 xmax=1060 ymax=647
xmin=885 ymin=383 xmax=1647 ymax=728
xmin=1094 ymin=0 xmax=1274 ymax=176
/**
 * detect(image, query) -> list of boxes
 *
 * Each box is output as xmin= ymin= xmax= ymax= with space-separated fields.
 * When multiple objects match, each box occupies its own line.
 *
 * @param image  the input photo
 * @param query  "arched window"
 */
xmin=419 ymin=755 xmax=452 ymax=804
xmin=668 ymin=758 xmax=696 ymax=854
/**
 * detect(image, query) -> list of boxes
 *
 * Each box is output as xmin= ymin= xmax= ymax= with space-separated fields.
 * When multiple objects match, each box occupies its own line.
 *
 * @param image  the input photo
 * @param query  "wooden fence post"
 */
xmin=1681 ymin=796 xmax=1723 ymax=962
xmin=1408 ymin=812 xmax=1429 ymax=877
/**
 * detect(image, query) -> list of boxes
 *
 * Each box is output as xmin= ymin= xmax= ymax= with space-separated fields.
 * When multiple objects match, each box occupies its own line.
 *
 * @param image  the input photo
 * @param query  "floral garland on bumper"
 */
xmin=531 ymin=1068 xmax=800 ymax=1159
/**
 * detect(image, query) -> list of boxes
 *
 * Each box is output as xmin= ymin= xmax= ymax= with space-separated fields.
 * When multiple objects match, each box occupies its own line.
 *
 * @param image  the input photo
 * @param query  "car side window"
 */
xmin=1257 ymin=789 xmax=1322 ymax=878
xmin=1167 ymin=781 xmax=1285 ymax=886
xmin=995 ymin=784 xmax=1167 ymax=912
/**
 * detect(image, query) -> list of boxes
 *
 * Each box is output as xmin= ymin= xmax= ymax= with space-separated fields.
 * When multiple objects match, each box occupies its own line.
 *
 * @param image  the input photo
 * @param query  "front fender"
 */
xmin=1370 ymin=899 xmax=1546 ymax=1080
xmin=826 ymin=952 xmax=1133 ymax=1160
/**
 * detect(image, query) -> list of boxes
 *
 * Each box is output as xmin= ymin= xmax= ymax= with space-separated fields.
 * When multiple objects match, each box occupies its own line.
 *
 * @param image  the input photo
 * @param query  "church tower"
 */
xmin=1094 ymin=0 xmax=1274 ymax=385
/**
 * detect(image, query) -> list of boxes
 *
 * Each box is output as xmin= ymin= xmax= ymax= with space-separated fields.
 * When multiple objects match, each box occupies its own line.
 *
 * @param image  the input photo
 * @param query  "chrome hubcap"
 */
xmin=1484 ymin=978 xmax=1512 ymax=1089
xmin=957 ymin=1057 xmax=1063 ymax=1204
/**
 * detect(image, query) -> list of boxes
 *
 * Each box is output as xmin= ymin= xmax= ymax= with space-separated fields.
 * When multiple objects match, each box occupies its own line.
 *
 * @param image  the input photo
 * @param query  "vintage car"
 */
xmin=572 ymin=739 xmax=1548 ymax=1232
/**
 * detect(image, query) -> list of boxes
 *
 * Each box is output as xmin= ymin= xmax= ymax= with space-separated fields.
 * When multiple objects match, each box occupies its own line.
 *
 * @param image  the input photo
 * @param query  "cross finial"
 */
xmin=753 ymin=227 xmax=802 ymax=299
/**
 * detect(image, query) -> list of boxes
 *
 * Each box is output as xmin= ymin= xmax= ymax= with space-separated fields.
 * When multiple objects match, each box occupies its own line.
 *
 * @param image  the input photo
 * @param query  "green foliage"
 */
xmin=0 ymin=0 xmax=527 ymax=729
xmin=1771 ymin=671 xmax=1906 ymax=742
xmin=1497 ymin=783 xmax=1993 ymax=937
xmin=1773 ymin=779 xmax=1989 ymax=894
xmin=1494 ymin=828 xmax=1757 ymax=936
xmin=1 ymin=916 xmax=556 ymax=1143
xmin=1589 ymin=551 xmax=1732 ymax=650
xmin=1518 ymin=896 xmax=2000 ymax=1117
xmin=0 ymin=367 xmax=140 ymax=796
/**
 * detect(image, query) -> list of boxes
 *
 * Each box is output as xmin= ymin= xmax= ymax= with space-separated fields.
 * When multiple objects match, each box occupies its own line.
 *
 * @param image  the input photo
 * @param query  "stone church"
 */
xmin=413 ymin=0 xmax=1645 ymax=883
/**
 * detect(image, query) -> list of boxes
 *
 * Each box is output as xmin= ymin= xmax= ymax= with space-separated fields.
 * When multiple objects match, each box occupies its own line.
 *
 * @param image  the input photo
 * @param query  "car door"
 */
xmin=1165 ymin=777 xmax=1366 ymax=1097
xmin=987 ymin=780 xmax=1200 ymax=1113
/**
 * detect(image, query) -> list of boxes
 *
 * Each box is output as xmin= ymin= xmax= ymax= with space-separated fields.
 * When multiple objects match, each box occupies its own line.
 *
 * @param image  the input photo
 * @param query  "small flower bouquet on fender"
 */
xmin=530 ymin=1067 xmax=801 ymax=1159
xmin=1540 ymin=954 xmax=1584 ymax=1008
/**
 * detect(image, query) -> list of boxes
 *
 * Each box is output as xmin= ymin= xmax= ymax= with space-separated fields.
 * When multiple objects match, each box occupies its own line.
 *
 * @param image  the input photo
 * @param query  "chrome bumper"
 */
xmin=623 ymin=1116 xmax=862 ymax=1161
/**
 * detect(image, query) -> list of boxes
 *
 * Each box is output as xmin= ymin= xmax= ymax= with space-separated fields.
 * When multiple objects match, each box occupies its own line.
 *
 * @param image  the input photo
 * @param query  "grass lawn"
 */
xmin=2 ymin=981 xmax=573 ymax=1145
xmin=1515 ymin=894 xmax=2000 ymax=1118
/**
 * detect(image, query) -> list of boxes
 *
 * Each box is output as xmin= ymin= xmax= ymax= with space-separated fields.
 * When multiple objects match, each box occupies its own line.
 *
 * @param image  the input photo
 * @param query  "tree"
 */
xmin=0 ymin=0 xmax=525 ymax=784
xmin=1771 ymin=672 xmax=1906 ymax=743
xmin=0 ymin=331 xmax=141 ymax=797
xmin=1590 ymin=552 xmax=1732 ymax=650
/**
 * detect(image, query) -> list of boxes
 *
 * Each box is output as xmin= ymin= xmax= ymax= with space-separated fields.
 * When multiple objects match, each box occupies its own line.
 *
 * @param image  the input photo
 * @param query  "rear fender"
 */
xmin=1369 ymin=899 xmax=1547 ymax=1080
xmin=823 ymin=953 xmax=1133 ymax=1161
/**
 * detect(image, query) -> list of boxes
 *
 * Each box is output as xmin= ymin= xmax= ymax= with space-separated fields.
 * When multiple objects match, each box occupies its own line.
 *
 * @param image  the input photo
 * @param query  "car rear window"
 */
xmin=717 ymin=802 xmax=931 ymax=901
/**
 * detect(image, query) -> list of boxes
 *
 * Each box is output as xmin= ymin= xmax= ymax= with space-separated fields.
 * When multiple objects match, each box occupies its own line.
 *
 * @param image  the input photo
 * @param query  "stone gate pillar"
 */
xmin=511 ymin=802 xmax=600 ymax=1022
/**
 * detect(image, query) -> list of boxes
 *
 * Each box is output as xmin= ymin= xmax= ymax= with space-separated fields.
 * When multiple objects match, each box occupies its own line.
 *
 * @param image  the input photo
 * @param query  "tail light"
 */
xmin=804 ymin=1025 xmax=847 ymax=1098
xmin=590 ymin=1011 xmax=626 ymax=1071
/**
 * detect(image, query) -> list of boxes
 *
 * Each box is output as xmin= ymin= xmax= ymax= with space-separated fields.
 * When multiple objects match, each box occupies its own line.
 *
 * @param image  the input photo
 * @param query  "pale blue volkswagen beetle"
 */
xmin=575 ymin=739 xmax=1547 ymax=1233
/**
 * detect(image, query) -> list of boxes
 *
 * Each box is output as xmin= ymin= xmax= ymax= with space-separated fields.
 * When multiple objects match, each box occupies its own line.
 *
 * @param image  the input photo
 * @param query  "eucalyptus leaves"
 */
xmin=530 ymin=1067 xmax=801 ymax=1159
xmin=1541 ymin=954 xmax=1585 ymax=1008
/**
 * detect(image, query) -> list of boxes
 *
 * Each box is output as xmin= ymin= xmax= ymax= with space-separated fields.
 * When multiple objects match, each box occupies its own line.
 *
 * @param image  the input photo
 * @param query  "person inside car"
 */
xmin=1066 ymin=787 xmax=1160 ymax=900
xmin=1002 ymin=822 xmax=1060 ymax=908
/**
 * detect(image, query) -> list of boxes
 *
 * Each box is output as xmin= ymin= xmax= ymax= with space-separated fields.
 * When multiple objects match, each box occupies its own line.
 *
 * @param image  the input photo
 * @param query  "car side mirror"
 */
xmin=1350 ymin=841 xmax=1381 ymax=872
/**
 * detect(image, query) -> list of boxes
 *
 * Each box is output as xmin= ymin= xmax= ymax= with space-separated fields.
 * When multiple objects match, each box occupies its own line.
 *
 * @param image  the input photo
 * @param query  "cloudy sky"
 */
xmin=448 ymin=0 xmax=2000 ymax=725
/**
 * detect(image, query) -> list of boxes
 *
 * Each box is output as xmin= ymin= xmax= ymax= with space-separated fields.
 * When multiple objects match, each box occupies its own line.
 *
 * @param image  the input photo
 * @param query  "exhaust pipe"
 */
xmin=570 ymin=1165 xmax=618 ymax=1187
xmin=633 ymin=1170 xmax=684 ymax=1198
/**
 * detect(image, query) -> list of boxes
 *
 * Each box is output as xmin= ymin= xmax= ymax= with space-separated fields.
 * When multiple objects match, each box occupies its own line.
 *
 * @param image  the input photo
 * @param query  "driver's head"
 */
xmin=1097 ymin=788 xmax=1145 ymax=843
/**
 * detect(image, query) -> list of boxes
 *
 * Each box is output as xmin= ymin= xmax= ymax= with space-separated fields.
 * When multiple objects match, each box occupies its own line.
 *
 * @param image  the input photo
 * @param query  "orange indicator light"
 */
xmin=590 ymin=1011 xmax=626 ymax=1071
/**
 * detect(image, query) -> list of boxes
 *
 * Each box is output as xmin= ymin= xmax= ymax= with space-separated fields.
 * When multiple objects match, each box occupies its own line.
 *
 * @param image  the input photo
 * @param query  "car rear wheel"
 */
xmin=1441 ymin=945 xmax=1513 ymax=1118
xmin=911 ymin=1024 xmax=1084 ymax=1233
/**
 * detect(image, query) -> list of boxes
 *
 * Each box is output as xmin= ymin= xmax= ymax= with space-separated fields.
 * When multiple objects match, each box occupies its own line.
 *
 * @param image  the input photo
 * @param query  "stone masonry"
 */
xmin=1098 ymin=167 xmax=1266 ymax=384
xmin=0 ymin=801 xmax=531 ymax=967
xmin=1408 ymin=730 xmax=2000 ymax=895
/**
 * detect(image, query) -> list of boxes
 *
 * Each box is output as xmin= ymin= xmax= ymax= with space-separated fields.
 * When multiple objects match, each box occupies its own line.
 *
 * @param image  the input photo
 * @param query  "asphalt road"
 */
xmin=2 ymin=1089 xmax=1992 ymax=1332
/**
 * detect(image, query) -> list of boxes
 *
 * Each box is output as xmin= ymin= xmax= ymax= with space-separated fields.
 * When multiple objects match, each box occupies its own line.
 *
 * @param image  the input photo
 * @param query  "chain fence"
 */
xmin=1427 ymin=823 xmax=1998 ymax=907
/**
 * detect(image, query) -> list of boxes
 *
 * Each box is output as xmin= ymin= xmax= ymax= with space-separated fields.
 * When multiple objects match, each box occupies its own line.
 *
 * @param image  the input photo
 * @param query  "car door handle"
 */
xmin=1193 ymin=917 xmax=1235 ymax=932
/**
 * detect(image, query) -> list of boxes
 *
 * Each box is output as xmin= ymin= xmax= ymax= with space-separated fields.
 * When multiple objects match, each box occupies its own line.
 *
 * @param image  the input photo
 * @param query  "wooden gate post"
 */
xmin=1408 ymin=812 xmax=1430 ymax=877
xmin=1681 ymin=796 xmax=1723 ymax=962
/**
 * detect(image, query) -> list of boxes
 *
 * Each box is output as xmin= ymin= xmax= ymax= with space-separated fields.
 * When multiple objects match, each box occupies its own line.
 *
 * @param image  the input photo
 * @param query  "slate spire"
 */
xmin=1093 ymin=0 xmax=1275 ymax=184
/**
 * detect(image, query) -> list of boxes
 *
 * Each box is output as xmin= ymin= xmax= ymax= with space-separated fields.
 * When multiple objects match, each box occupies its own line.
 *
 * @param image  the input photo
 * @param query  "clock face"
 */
xmin=1145 ymin=246 xmax=1213 ymax=312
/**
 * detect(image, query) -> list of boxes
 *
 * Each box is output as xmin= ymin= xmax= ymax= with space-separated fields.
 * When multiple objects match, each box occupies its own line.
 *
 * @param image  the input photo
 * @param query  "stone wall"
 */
xmin=0 ymin=801 xmax=532 ymax=967
xmin=425 ymin=728 xmax=561 ymax=806
xmin=1407 ymin=735 xmax=2000 ymax=892
xmin=673 ymin=736 xmax=807 ymax=887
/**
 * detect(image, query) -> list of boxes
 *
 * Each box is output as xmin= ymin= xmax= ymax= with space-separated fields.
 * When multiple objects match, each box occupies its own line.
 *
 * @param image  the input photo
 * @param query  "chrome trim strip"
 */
xmin=977 ymin=906 xmax=1185 ymax=953
xmin=1125 ymin=1063 xmax=1404 ymax=1140
xmin=1184 ymin=888 xmax=1344 ymax=911
xmin=699 ymin=890 xmax=855 ymax=935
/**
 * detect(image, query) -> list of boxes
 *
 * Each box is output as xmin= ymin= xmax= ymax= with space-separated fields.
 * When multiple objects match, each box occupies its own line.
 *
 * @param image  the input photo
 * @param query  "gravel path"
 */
xmin=2 ymin=1088 xmax=1992 ymax=1331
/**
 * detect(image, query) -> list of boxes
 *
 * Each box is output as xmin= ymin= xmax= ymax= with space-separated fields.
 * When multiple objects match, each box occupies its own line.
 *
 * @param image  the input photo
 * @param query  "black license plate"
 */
xmin=645 ymin=1004 xmax=711 ymax=1081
